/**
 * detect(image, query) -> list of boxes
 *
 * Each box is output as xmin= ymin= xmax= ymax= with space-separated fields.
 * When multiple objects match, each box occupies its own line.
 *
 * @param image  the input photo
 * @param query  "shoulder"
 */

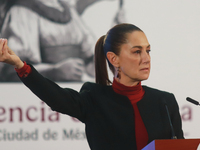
xmin=79 ymin=82 xmax=114 ymax=99
xmin=142 ymin=86 xmax=177 ymax=106
xmin=80 ymin=82 xmax=108 ymax=92
xmin=8 ymin=5 xmax=36 ymax=16
xmin=3 ymin=5 xmax=38 ymax=28
xmin=143 ymin=85 xmax=174 ymax=97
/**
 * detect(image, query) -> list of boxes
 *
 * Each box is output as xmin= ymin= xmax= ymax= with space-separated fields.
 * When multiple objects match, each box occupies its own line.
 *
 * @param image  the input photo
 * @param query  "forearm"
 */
xmin=85 ymin=61 xmax=95 ymax=77
xmin=19 ymin=64 xmax=86 ymax=122
xmin=34 ymin=63 xmax=56 ymax=80
xmin=0 ymin=62 xmax=55 ymax=81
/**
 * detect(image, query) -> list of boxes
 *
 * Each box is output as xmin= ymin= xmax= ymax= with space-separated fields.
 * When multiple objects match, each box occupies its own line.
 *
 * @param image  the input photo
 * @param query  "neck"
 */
xmin=114 ymin=77 xmax=140 ymax=87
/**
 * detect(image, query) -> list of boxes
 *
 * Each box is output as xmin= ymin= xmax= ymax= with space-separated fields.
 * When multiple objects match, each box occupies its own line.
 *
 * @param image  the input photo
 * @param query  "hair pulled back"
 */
xmin=95 ymin=23 xmax=142 ymax=85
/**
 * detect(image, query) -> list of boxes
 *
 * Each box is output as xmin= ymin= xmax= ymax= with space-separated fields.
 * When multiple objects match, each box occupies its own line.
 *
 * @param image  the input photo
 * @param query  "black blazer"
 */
xmin=20 ymin=66 xmax=184 ymax=150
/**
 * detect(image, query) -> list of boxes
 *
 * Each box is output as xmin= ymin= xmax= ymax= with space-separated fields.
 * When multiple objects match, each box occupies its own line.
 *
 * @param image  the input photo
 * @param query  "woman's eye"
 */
xmin=147 ymin=50 xmax=151 ymax=54
xmin=134 ymin=50 xmax=141 ymax=54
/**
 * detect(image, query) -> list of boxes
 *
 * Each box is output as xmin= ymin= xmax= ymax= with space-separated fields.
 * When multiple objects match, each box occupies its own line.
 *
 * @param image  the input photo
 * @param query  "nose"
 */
xmin=141 ymin=51 xmax=150 ymax=64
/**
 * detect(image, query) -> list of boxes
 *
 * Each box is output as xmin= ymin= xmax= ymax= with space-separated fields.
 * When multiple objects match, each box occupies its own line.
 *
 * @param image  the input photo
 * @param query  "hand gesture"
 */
xmin=0 ymin=39 xmax=24 ymax=69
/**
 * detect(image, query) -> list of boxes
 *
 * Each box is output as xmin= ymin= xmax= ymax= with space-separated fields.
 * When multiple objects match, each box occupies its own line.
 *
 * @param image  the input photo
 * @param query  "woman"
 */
xmin=0 ymin=23 xmax=184 ymax=150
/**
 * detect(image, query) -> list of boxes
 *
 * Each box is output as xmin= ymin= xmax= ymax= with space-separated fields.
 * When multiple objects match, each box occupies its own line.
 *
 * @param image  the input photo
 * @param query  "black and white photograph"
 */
xmin=0 ymin=0 xmax=125 ymax=82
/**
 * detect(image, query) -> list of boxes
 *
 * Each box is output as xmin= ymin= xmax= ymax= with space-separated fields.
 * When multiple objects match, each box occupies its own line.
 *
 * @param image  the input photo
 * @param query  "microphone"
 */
xmin=186 ymin=97 xmax=200 ymax=106
xmin=163 ymin=100 xmax=177 ymax=139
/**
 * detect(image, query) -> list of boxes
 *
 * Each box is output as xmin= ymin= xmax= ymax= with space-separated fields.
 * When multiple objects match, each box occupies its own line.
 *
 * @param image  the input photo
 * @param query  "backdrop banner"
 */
xmin=1 ymin=0 xmax=200 ymax=150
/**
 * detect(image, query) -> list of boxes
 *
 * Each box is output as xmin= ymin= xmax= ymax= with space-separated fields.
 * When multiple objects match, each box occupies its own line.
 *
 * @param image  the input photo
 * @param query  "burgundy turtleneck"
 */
xmin=112 ymin=78 xmax=148 ymax=150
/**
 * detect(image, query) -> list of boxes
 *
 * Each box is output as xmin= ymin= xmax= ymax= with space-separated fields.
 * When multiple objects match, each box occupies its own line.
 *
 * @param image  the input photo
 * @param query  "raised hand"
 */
xmin=0 ymin=38 xmax=24 ymax=69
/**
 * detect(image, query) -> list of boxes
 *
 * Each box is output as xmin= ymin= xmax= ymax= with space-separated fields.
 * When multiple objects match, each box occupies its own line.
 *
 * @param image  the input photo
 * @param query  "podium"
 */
xmin=142 ymin=139 xmax=200 ymax=150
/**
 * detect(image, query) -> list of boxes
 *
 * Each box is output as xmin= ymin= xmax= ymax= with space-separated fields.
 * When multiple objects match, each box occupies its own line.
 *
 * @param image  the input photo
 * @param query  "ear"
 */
xmin=106 ymin=52 xmax=119 ymax=68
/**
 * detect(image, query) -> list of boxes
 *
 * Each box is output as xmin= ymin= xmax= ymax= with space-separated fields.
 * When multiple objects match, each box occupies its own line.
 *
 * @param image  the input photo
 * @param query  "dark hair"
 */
xmin=95 ymin=23 xmax=143 ymax=85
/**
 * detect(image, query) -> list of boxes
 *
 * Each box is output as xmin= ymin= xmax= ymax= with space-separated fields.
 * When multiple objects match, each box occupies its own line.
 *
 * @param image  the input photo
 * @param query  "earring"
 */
xmin=117 ymin=67 xmax=121 ymax=81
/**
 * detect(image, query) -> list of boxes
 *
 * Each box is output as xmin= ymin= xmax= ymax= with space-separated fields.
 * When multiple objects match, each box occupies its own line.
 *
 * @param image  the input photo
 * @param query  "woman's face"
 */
xmin=117 ymin=31 xmax=151 ymax=86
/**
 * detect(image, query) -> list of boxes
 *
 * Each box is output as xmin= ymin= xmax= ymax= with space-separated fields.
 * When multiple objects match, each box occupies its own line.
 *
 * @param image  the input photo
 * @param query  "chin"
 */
xmin=140 ymin=75 xmax=150 ymax=81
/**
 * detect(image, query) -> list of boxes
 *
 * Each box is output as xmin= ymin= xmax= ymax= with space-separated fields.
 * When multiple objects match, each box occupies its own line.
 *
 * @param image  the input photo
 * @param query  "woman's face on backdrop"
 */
xmin=117 ymin=31 xmax=151 ymax=86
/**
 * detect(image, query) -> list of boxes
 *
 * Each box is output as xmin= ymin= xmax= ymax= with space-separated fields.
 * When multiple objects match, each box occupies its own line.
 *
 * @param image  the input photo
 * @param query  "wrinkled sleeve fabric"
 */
xmin=18 ymin=64 xmax=91 ymax=123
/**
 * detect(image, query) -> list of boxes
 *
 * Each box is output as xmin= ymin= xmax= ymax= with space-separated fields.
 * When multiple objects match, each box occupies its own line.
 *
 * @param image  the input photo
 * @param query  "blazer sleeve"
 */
xmin=19 ymin=65 xmax=90 ymax=123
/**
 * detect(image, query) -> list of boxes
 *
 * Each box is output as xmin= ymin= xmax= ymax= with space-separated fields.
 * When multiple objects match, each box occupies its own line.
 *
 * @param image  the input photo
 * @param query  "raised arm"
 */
xmin=0 ymin=39 xmax=88 ymax=122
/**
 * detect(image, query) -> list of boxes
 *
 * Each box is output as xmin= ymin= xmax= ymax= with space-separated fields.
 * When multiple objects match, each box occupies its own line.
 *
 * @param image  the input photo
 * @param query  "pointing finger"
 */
xmin=2 ymin=39 xmax=8 ymax=54
xmin=0 ymin=38 xmax=4 ymax=50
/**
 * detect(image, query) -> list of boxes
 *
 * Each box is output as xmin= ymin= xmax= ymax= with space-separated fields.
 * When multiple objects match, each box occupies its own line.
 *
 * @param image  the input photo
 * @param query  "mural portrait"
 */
xmin=0 ymin=0 xmax=125 ymax=82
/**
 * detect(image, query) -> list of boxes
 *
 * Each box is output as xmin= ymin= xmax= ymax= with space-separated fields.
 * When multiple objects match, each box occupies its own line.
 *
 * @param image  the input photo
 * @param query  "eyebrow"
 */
xmin=132 ymin=44 xmax=151 ymax=49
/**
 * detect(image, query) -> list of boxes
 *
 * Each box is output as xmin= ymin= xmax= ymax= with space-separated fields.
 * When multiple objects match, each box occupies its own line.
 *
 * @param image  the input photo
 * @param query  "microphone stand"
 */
xmin=164 ymin=104 xmax=177 ymax=139
xmin=163 ymin=99 xmax=177 ymax=139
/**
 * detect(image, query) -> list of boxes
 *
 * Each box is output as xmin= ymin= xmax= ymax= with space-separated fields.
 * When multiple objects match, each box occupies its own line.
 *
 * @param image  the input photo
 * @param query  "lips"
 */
xmin=140 ymin=68 xmax=149 ymax=71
